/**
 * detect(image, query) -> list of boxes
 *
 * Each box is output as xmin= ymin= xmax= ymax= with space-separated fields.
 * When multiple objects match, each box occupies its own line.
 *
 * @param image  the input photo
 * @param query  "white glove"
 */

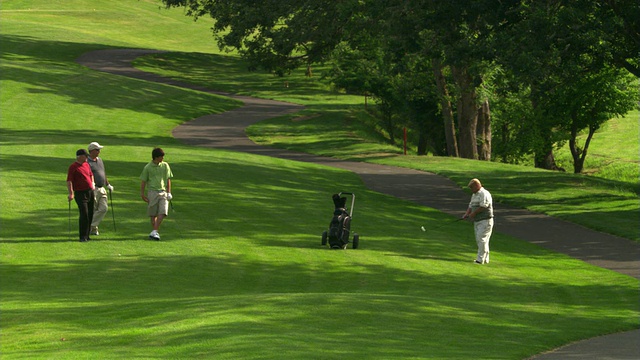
xmin=107 ymin=184 xmax=114 ymax=192
xmin=167 ymin=193 xmax=173 ymax=201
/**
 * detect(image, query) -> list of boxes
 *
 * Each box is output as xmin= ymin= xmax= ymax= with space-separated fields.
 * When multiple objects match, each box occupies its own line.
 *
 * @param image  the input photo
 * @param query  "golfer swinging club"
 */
xmin=140 ymin=147 xmax=173 ymax=241
xmin=462 ymin=178 xmax=494 ymax=264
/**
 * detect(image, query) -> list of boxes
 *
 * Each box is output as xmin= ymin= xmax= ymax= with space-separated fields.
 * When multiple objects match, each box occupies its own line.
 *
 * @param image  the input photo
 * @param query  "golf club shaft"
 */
xmin=108 ymin=189 xmax=116 ymax=232
xmin=424 ymin=217 xmax=463 ymax=232
xmin=68 ymin=200 xmax=71 ymax=240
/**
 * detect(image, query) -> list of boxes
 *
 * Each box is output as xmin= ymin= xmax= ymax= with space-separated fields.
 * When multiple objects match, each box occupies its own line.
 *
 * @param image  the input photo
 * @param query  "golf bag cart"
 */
xmin=321 ymin=192 xmax=360 ymax=249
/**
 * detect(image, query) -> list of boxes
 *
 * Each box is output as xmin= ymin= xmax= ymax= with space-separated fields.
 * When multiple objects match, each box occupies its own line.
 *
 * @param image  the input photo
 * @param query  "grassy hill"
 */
xmin=134 ymin=52 xmax=639 ymax=241
xmin=1 ymin=1 xmax=638 ymax=359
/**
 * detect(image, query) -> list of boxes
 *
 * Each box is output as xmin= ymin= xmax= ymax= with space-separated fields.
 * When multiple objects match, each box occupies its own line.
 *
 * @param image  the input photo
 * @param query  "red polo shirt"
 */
xmin=67 ymin=161 xmax=94 ymax=191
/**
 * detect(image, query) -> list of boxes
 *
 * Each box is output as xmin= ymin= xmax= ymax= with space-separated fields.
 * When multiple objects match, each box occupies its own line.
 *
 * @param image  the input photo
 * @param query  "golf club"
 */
xmin=108 ymin=188 xmax=116 ymax=232
xmin=68 ymin=200 xmax=71 ymax=240
xmin=169 ymin=199 xmax=176 ymax=213
xmin=421 ymin=217 xmax=464 ymax=234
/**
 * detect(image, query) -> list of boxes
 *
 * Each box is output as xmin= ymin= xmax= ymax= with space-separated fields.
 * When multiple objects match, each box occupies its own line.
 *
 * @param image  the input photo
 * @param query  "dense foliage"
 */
xmin=163 ymin=0 xmax=639 ymax=172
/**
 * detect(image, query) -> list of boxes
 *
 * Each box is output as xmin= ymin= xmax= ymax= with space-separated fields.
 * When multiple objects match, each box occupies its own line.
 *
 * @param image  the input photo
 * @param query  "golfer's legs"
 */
xmin=153 ymin=214 xmax=166 ymax=231
xmin=74 ymin=190 xmax=93 ymax=240
xmin=147 ymin=191 xmax=169 ymax=231
xmin=474 ymin=219 xmax=493 ymax=264
xmin=87 ymin=191 xmax=94 ymax=233
xmin=147 ymin=191 xmax=168 ymax=217
xmin=91 ymin=188 xmax=108 ymax=227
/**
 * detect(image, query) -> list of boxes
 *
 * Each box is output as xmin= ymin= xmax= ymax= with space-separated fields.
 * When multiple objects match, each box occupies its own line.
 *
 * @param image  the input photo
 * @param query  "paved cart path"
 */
xmin=76 ymin=48 xmax=639 ymax=360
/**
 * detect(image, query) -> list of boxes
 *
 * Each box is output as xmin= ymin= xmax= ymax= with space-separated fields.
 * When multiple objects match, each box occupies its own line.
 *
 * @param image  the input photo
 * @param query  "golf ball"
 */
xmin=421 ymin=226 xmax=426 ymax=231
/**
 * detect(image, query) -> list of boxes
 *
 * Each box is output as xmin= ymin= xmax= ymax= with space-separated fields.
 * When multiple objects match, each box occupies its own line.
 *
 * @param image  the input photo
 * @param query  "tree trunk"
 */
xmin=378 ymin=100 xmax=396 ymax=144
xmin=432 ymin=59 xmax=459 ymax=157
xmin=500 ymin=121 xmax=509 ymax=163
xmin=534 ymin=130 xmax=563 ymax=171
xmin=535 ymin=150 xmax=557 ymax=170
xmin=569 ymin=120 xmax=597 ymax=174
xmin=531 ymin=94 xmax=563 ymax=171
xmin=383 ymin=114 xmax=396 ymax=144
xmin=452 ymin=65 xmax=478 ymax=159
xmin=477 ymin=98 xmax=492 ymax=161
xmin=417 ymin=132 xmax=428 ymax=155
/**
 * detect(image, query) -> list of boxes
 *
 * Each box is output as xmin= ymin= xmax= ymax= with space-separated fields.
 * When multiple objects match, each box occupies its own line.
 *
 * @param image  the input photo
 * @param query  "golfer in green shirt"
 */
xmin=140 ymin=147 xmax=173 ymax=240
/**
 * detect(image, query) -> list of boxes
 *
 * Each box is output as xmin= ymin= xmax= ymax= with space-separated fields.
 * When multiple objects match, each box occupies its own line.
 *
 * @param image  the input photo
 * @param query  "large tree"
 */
xmin=163 ymin=0 xmax=638 ymax=168
xmin=550 ymin=67 xmax=638 ymax=173
xmin=397 ymin=0 xmax=503 ymax=159
xmin=596 ymin=0 xmax=640 ymax=77
xmin=162 ymin=0 xmax=498 ymax=159
xmin=162 ymin=0 xmax=368 ymax=74
xmin=494 ymin=0 xmax=639 ymax=170
xmin=328 ymin=42 xmax=402 ymax=144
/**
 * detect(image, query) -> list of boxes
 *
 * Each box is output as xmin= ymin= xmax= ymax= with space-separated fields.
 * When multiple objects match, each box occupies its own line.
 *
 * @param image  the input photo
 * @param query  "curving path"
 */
xmin=76 ymin=48 xmax=639 ymax=360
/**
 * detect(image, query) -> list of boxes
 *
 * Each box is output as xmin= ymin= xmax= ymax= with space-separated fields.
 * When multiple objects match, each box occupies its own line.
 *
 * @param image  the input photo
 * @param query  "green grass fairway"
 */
xmin=135 ymin=53 xmax=639 ymax=242
xmin=1 ymin=1 xmax=638 ymax=359
xmin=243 ymin=111 xmax=639 ymax=241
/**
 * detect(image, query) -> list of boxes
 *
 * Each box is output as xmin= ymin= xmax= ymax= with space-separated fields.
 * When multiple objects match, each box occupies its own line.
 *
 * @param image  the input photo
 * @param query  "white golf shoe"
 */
xmin=149 ymin=230 xmax=160 ymax=241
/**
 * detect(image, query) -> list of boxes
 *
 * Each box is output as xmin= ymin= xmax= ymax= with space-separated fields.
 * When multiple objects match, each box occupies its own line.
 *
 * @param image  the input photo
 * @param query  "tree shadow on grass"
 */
xmin=0 ymin=252 xmax=636 ymax=358
xmin=134 ymin=51 xmax=341 ymax=98
xmin=1 ymin=34 xmax=240 ymax=122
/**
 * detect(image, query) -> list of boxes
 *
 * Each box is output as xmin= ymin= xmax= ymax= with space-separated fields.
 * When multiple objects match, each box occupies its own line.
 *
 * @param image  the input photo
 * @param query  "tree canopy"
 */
xmin=163 ymin=0 xmax=639 ymax=172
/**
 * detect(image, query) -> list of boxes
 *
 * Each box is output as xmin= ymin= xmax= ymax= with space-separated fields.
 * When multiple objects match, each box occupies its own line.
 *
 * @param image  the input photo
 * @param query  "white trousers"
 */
xmin=474 ymin=218 xmax=494 ymax=264
xmin=91 ymin=187 xmax=108 ymax=228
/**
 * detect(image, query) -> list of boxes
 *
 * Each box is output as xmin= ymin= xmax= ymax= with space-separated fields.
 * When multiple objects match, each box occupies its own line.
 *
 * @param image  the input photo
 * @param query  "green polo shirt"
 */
xmin=140 ymin=161 xmax=173 ymax=191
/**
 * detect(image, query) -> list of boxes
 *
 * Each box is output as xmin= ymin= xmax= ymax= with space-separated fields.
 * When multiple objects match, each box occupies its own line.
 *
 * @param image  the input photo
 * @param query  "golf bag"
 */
xmin=322 ymin=193 xmax=359 ymax=249
xmin=329 ymin=194 xmax=350 ymax=248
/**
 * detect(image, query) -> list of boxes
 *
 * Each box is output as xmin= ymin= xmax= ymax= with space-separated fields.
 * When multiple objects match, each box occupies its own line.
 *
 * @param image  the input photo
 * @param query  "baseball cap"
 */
xmin=88 ymin=142 xmax=104 ymax=151
xmin=76 ymin=149 xmax=89 ymax=156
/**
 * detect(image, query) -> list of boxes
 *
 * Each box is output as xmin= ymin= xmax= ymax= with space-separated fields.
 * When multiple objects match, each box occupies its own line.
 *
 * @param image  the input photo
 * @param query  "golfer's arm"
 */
xmin=166 ymin=179 xmax=171 ymax=193
xmin=471 ymin=206 xmax=486 ymax=217
xmin=140 ymin=181 xmax=146 ymax=197
xmin=67 ymin=181 xmax=74 ymax=196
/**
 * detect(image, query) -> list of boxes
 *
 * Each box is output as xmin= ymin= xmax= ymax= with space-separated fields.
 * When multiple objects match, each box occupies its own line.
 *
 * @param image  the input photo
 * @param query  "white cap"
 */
xmin=88 ymin=142 xmax=104 ymax=151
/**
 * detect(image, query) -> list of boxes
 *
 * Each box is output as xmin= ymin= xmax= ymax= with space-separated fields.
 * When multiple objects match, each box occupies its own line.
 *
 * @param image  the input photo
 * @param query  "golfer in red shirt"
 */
xmin=67 ymin=149 xmax=95 ymax=242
